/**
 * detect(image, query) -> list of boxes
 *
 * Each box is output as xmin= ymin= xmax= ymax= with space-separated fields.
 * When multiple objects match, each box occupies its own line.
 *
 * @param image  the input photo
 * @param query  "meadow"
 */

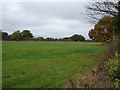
xmin=2 ymin=41 xmax=104 ymax=88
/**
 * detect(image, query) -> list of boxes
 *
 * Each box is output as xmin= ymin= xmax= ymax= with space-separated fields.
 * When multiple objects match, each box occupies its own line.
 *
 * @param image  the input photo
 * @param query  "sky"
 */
xmin=1 ymin=1 xmax=95 ymax=39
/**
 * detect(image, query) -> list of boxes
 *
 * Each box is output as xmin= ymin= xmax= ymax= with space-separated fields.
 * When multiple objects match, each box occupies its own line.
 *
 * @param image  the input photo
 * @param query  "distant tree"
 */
xmin=63 ymin=37 xmax=70 ymax=41
xmin=45 ymin=37 xmax=54 ymax=41
xmin=37 ymin=36 xmax=44 ymax=41
xmin=88 ymin=16 xmax=115 ymax=42
xmin=21 ymin=30 xmax=33 ymax=40
xmin=70 ymin=34 xmax=85 ymax=41
xmin=9 ymin=30 xmax=23 ymax=41
xmin=58 ymin=38 xmax=63 ymax=41
xmin=54 ymin=38 xmax=58 ymax=41
xmin=2 ymin=32 xmax=8 ymax=40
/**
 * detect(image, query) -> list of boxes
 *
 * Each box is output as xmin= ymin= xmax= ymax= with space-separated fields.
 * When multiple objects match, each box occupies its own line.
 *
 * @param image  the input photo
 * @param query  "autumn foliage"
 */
xmin=89 ymin=16 xmax=115 ymax=42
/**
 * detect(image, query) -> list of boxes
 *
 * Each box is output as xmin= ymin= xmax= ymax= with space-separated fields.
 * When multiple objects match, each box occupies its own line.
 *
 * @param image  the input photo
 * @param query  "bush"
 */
xmin=106 ymin=51 xmax=120 ymax=88
xmin=109 ymin=38 xmax=119 ymax=52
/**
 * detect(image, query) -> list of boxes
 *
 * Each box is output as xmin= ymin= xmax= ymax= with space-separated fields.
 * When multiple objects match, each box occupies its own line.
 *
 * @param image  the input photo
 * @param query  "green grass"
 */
xmin=0 ymin=41 xmax=2 ymax=89
xmin=2 ymin=41 xmax=104 ymax=88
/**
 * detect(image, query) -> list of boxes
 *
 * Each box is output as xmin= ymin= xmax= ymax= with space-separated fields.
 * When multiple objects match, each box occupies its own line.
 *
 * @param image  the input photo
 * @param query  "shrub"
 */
xmin=106 ymin=51 xmax=120 ymax=88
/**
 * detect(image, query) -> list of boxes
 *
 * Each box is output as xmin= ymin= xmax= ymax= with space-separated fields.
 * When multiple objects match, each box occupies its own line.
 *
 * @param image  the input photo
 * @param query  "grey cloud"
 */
xmin=2 ymin=2 xmax=93 ymax=39
xmin=0 ymin=3 xmax=2 ymax=30
xmin=19 ymin=2 xmax=89 ymax=21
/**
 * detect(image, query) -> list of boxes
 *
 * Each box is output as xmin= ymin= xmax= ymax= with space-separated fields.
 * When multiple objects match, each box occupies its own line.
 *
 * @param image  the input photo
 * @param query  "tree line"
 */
xmin=1 ymin=30 xmax=86 ymax=42
xmin=1 ymin=14 xmax=118 ymax=42
xmin=1 ymin=0 xmax=119 ymax=43
xmin=1 ymin=15 xmax=118 ymax=42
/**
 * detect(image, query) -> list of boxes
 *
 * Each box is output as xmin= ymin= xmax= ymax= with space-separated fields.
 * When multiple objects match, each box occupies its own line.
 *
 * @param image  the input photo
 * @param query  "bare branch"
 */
xmin=86 ymin=0 xmax=119 ymax=23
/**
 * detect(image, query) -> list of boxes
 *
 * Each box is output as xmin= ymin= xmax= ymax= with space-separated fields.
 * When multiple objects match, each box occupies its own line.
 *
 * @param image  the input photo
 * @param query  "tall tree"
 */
xmin=9 ymin=30 xmax=23 ymax=41
xmin=87 ymin=0 xmax=120 ymax=53
xmin=21 ymin=30 xmax=33 ymax=40
xmin=88 ymin=16 xmax=114 ymax=42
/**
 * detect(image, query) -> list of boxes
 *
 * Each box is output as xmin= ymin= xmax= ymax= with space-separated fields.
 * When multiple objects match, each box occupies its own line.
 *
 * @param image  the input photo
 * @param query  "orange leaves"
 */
xmin=88 ymin=16 xmax=114 ymax=42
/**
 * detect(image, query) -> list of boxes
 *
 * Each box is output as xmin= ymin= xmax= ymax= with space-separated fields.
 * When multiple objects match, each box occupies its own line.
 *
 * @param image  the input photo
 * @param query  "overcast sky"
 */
xmin=1 ymin=1 xmax=94 ymax=39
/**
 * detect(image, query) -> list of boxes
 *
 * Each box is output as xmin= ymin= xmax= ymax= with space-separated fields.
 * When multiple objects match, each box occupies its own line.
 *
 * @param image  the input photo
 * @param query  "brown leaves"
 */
xmin=89 ymin=16 xmax=114 ymax=42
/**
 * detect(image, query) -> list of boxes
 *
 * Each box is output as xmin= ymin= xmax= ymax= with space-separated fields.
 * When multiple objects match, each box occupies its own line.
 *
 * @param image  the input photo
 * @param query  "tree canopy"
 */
xmin=2 ymin=32 xmax=8 ymax=40
xmin=21 ymin=30 xmax=33 ymax=40
xmin=87 ymin=0 xmax=120 ymax=53
xmin=88 ymin=16 xmax=114 ymax=42
xmin=9 ymin=30 xmax=22 ymax=41
xmin=70 ymin=34 xmax=85 ymax=41
xmin=2 ymin=30 xmax=34 ymax=41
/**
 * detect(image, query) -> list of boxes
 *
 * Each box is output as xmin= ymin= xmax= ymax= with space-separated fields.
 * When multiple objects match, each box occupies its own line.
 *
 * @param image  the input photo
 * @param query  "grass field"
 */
xmin=2 ymin=41 xmax=104 ymax=88
xmin=0 ymin=41 xmax=2 ymax=89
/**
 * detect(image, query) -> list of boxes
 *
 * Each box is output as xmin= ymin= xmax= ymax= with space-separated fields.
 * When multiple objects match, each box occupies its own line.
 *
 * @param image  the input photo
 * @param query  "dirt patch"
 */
xmin=65 ymin=60 xmax=113 ymax=88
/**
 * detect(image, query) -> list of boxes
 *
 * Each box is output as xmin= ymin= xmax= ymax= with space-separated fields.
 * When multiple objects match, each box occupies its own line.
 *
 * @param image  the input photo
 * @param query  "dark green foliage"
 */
xmin=37 ymin=36 xmax=44 ymax=40
xmin=2 ymin=30 xmax=86 ymax=42
xmin=9 ymin=30 xmax=23 ymax=41
xmin=21 ymin=30 xmax=33 ymax=40
xmin=2 ymin=30 xmax=34 ymax=41
xmin=112 ymin=16 xmax=119 ymax=34
xmin=70 ymin=34 xmax=85 ymax=41
xmin=45 ymin=37 xmax=55 ymax=41
xmin=63 ymin=37 xmax=70 ymax=41
xmin=2 ymin=32 xmax=8 ymax=40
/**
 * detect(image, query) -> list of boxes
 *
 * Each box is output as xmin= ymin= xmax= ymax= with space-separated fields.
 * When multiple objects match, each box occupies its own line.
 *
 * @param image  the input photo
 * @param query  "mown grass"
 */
xmin=2 ymin=41 xmax=104 ymax=88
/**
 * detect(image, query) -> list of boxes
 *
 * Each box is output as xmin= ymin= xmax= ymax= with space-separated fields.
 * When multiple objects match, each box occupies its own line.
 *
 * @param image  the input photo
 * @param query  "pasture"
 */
xmin=2 ymin=41 xmax=104 ymax=88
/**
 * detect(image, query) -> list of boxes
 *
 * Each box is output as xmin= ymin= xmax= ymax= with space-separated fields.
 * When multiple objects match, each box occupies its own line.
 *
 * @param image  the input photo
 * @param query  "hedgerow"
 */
xmin=106 ymin=51 xmax=120 ymax=88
